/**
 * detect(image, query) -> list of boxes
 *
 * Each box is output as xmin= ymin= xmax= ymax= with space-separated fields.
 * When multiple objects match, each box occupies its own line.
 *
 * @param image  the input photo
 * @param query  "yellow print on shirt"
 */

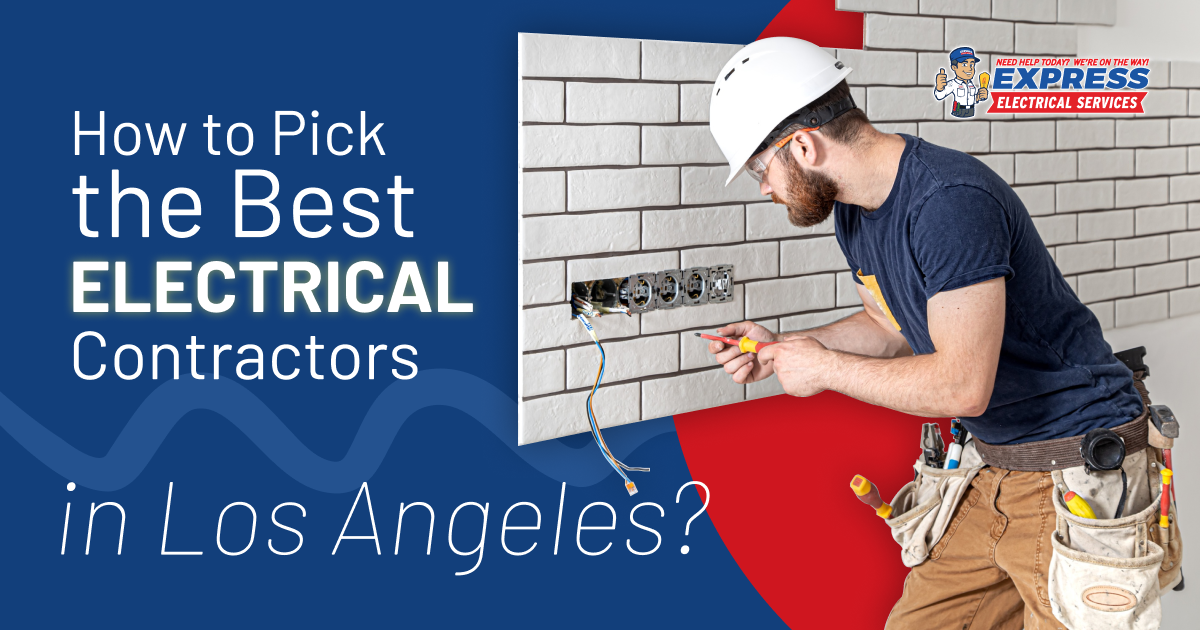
xmin=857 ymin=269 xmax=902 ymax=332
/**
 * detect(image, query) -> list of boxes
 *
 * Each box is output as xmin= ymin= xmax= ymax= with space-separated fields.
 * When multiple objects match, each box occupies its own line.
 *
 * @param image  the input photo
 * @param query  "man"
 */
xmin=934 ymin=46 xmax=989 ymax=118
xmin=706 ymin=38 xmax=1176 ymax=629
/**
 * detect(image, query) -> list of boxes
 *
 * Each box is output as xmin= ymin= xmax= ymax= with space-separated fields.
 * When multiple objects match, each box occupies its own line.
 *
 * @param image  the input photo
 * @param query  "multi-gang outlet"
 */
xmin=570 ymin=265 xmax=734 ymax=318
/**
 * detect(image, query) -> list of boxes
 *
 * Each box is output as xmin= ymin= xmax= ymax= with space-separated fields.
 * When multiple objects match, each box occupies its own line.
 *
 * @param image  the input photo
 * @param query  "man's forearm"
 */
xmin=817 ymin=350 xmax=982 ymax=418
xmin=777 ymin=311 xmax=911 ymax=358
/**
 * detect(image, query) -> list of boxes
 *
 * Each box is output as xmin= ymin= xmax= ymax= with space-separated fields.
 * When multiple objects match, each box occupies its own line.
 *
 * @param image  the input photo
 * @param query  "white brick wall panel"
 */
xmin=744 ymin=275 xmax=837 ymax=319
xmin=1170 ymin=174 xmax=1200 ymax=203
xmin=1055 ymin=241 xmax=1114 ymax=275
xmin=746 ymin=201 xmax=835 ymax=241
xmin=838 ymin=50 xmax=917 ymax=86
xmin=523 ymin=81 xmax=564 ymax=123
xmin=1057 ymin=0 xmax=1116 ymax=25
xmin=1115 ymin=235 xmax=1169 ymax=268
xmin=1032 ymin=215 xmax=1077 ymax=246
xmin=746 ymin=375 xmax=786 ymax=400
xmin=1015 ymin=152 xmax=1076 ymax=184
xmin=1014 ymin=24 xmax=1077 ymax=56
xmin=852 ymin=86 xmax=867 ymax=110
xmin=566 ymin=334 xmax=678 ymax=389
xmin=919 ymin=0 xmax=990 ymax=18
xmin=566 ymin=252 xmax=680 ymax=287
xmin=1055 ymin=180 xmax=1113 ymax=213
xmin=1076 ymin=269 xmax=1134 ymax=303
xmin=642 ymin=126 xmax=725 ymax=165
xmin=918 ymin=122 xmax=989 ymax=153
xmin=976 ymin=154 xmax=1015 ymax=184
xmin=521 ymin=212 xmax=640 ymax=259
xmin=523 ymin=350 xmax=565 ymax=397
xmin=1114 ymin=177 xmax=1169 ymax=209
xmin=1170 ymin=61 xmax=1200 ymax=89
xmin=642 ymin=205 xmax=744 ymax=250
xmin=1170 ymin=119 xmax=1200 ymax=146
xmin=1171 ymin=285 xmax=1200 ymax=316
xmin=641 ymin=40 xmax=742 ymax=82
xmin=780 ymin=237 xmax=847 ymax=276
xmin=519 ymin=34 xmax=640 ymax=80
xmin=1136 ymin=204 xmax=1188 ymax=236
xmin=1078 ymin=150 xmax=1134 ymax=180
xmin=867 ymin=87 xmax=945 ymax=121
xmin=1015 ymin=184 xmax=1055 ymax=216
xmin=682 ymin=166 xmax=763 ymax=205
xmin=680 ymin=242 xmax=778 ymax=281
xmin=1115 ymin=294 xmax=1169 ymax=328
xmin=523 ymin=261 xmax=566 ymax=306
xmin=992 ymin=0 xmax=1057 ymax=22
xmin=992 ymin=120 xmax=1056 ymax=153
xmin=521 ymin=171 xmax=566 ymax=215
xmin=641 ymin=285 xmax=745 ymax=335
xmin=1192 ymin=259 xmax=1200 ymax=285
xmin=566 ymin=83 xmax=678 ymax=124
xmin=864 ymin=14 xmax=945 ymax=51
xmin=1147 ymin=61 xmax=1170 ymax=89
xmin=780 ymin=306 xmax=864 ymax=331
xmin=1115 ymin=120 xmax=1169 ymax=148
xmin=1172 ymin=286 xmax=1200 ymax=317
xmin=837 ymin=271 xmax=860 ymax=307
xmin=875 ymin=122 xmax=919 ymax=135
xmin=521 ymin=125 xmax=639 ymax=168
xmin=680 ymin=328 xmax=725 ymax=371
xmin=1171 ymin=231 xmax=1200 ymax=260
xmin=680 ymin=85 xmax=712 ymax=123
xmin=944 ymin=19 xmax=1013 ymax=53
xmin=1076 ymin=209 xmax=1132 ymax=242
xmin=522 ymin=304 xmax=640 ymax=352
xmin=1057 ymin=120 xmax=1114 ymax=151
xmin=1088 ymin=301 xmax=1115 ymax=330
xmin=1136 ymin=261 xmax=1188 ymax=295
xmin=567 ymin=168 xmax=680 ymax=211
xmin=1135 ymin=147 xmax=1188 ymax=177
xmin=1137 ymin=90 xmax=1188 ymax=119
xmin=1192 ymin=90 xmax=1200 ymax=117
xmin=641 ymin=368 xmax=744 ymax=420
xmin=1192 ymin=147 xmax=1200 ymax=174
xmin=520 ymin=382 xmax=639 ymax=444
xmin=837 ymin=0 xmax=919 ymax=11
xmin=1192 ymin=203 xmax=1200 ymax=228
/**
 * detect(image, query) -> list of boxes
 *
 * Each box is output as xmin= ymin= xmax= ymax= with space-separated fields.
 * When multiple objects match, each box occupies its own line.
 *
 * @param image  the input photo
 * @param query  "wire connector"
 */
xmin=625 ymin=481 xmax=638 ymax=496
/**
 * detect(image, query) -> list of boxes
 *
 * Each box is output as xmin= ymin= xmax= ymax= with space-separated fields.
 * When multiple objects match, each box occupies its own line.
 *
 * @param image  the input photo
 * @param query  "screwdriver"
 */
xmin=850 ymin=475 xmax=893 ymax=518
xmin=694 ymin=333 xmax=779 ymax=354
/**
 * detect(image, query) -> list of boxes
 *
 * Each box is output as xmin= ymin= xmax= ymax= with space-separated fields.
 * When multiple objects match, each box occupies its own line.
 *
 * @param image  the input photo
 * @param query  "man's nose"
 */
xmin=759 ymin=180 xmax=772 ymax=196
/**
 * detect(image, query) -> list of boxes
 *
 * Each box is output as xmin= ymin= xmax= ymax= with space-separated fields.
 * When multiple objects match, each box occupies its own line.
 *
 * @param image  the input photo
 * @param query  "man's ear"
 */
xmin=790 ymin=129 xmax=821 ymax=167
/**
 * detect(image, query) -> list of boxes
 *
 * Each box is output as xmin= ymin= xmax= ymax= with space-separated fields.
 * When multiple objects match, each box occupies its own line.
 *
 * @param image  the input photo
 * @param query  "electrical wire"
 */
xmin=575 ymin=313 xmax=648 ymax=495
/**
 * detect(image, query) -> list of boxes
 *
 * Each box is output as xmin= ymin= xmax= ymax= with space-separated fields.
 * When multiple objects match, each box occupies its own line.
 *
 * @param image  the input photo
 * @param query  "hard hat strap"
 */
xmin=754 ymin=94 xmax=858 ymax=156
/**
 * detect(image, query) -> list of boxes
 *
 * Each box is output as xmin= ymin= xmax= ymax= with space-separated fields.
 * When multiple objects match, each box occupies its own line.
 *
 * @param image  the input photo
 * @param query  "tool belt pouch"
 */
xmin=1046 ymin=458 xmax=1181 ymax=630
xmin=884 ymin=440 xmax=984 ymax=567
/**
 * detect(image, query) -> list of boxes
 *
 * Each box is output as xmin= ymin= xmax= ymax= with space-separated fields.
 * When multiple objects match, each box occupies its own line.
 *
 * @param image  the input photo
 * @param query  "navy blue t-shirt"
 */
xmin=833 ymin=134 xmax=1143 ymax=445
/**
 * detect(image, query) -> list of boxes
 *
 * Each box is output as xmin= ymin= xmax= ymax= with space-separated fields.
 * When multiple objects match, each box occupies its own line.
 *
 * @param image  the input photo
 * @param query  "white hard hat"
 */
xmin=709 ymin=37 xmax=853 ymax=185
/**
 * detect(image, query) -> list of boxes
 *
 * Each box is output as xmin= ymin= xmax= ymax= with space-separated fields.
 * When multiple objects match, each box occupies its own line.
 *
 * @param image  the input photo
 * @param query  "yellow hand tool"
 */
xmin=850 ymin=475 xmax=893 ymax=519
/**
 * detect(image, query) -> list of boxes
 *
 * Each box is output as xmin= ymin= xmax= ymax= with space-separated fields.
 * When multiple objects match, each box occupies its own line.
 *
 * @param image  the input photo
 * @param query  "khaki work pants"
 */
xmin=886 ymin=466 xmax=1067 ymax=630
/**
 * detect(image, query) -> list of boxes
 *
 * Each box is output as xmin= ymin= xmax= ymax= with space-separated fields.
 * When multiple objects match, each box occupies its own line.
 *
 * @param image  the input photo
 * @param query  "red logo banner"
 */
xmin=987 ymin=91 xmax=1147 ymax=114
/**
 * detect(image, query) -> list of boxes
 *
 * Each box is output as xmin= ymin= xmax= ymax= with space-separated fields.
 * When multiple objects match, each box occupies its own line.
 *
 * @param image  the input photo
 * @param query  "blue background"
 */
xmin=0 ymin=1 xmax=793 ymax=626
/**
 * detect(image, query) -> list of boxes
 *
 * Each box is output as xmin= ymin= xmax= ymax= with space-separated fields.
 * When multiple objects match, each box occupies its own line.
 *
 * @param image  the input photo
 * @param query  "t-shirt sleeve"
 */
xmin=912 ymin=185 xmax=1015 ymax=300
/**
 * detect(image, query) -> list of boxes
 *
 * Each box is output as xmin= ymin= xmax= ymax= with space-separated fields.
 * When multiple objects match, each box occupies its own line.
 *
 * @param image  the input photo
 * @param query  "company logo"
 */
xmin=933 ymin=47 xmax=989 ymax=119
xmin=986 ymin=56 xmax=1150 ymax=114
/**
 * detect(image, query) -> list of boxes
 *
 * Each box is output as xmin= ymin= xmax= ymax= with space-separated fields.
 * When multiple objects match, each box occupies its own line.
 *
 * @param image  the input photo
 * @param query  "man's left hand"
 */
xmin=756 ymin=336 xmax=831 ymax=397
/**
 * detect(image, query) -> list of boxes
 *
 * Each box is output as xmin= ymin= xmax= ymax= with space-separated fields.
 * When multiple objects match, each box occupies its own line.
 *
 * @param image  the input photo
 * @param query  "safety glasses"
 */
xmin=744 ymin=126 xmax=817 ymax=183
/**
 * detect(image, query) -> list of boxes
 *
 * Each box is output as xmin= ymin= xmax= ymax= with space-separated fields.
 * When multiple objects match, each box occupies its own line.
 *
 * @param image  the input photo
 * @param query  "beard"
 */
xmin=772 ymin=146 xmax=840 ymax=228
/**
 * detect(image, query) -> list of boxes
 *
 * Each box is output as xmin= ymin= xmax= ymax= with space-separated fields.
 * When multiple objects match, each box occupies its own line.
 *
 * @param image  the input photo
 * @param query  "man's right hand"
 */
xmin=936 ymin=68 xmax=948 ymax=92
xmin=708 ymin=321 xmax=778 ymax=384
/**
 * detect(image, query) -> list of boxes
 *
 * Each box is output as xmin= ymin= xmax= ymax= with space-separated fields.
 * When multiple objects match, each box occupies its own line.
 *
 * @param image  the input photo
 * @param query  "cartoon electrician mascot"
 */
xmin=935 ymin=47 xmax=989 ymax=118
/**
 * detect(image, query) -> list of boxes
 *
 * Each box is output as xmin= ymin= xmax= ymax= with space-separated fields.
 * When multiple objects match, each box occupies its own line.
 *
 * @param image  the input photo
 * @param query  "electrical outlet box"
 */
xmin=655 ymin=269 xmax=684 ymax=310
xmin=626 ymin=272 xmax=658 ymax=314
xmin=708 ymin=265 xmax=734 ymax=303
xmin=681 ymin=267 xmax=710 ymax=306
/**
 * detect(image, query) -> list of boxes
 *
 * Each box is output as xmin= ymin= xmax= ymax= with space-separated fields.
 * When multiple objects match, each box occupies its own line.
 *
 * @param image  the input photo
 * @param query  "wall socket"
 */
xmin=571 ymin=265 xmax=734 ymax=318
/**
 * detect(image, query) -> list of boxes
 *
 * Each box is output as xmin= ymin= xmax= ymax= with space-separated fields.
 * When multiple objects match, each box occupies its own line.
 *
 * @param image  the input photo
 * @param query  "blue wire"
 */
xmin=587 ymin=336 xmax=631 ymax=486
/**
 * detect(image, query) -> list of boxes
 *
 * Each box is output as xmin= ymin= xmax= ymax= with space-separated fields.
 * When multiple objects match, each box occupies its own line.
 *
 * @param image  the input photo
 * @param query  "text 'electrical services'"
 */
xmin=987 ymin=57 xmax=1151 ymax=114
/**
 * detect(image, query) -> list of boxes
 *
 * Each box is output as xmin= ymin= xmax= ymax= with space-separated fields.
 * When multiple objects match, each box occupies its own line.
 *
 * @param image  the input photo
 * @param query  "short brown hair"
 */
xmin=804 ymin=79 xmax=871 ymax=145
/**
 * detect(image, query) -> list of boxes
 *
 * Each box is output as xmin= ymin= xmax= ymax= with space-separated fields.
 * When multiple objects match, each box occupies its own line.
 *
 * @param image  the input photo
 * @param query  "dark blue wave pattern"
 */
xmin=0 ymin=369 xmax=672 ymax=493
